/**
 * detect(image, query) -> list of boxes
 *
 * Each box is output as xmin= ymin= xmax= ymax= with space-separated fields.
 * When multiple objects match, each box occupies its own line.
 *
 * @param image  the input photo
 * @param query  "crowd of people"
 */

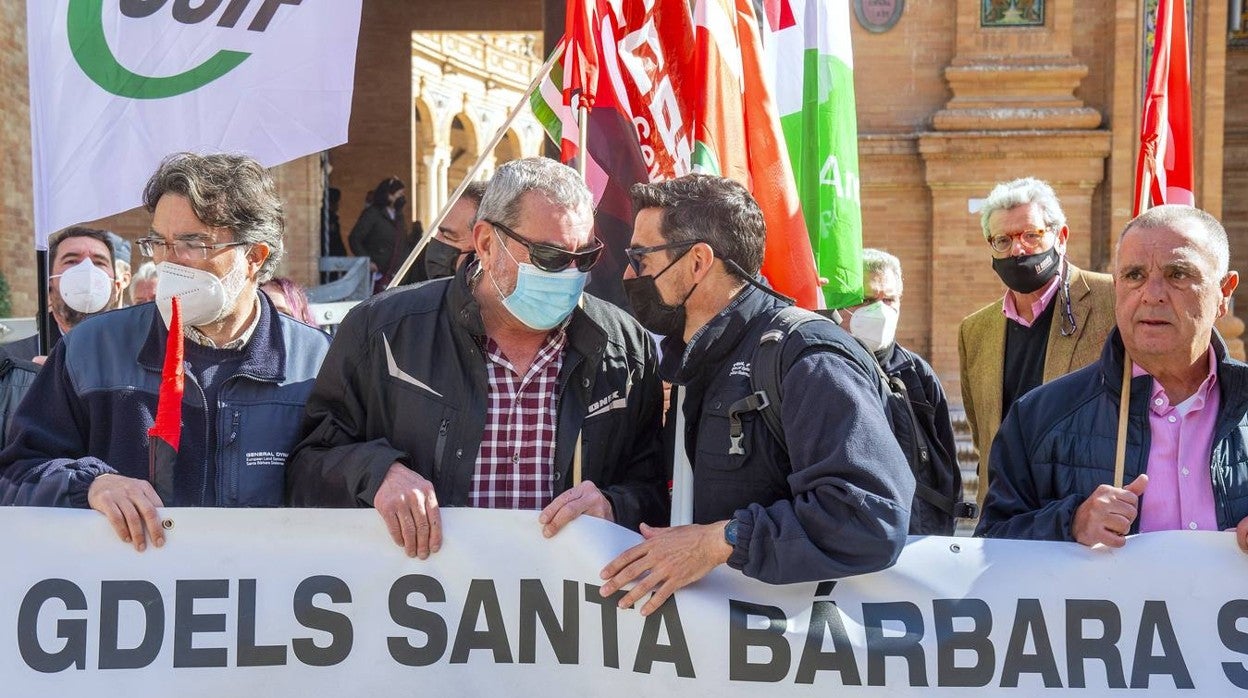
xmin=0 ymin=150 xmax=1244 ymax=605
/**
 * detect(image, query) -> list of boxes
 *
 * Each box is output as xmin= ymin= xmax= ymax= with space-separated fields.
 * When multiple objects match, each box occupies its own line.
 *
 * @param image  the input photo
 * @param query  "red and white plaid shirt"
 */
xmin=469 ymin=328 xmax=567 ymax=509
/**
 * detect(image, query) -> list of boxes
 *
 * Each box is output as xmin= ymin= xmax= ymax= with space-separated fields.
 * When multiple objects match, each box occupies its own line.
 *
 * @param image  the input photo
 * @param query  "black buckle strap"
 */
xmin=727 ymin=391 xmax=770 ymax=456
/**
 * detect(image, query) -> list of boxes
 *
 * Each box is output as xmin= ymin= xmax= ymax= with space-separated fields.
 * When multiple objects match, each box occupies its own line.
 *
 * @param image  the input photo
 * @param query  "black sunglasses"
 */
xmin=485 ymin=219 xmax=604 ymax=273
xmin=624 ymin=240 xmax=702 ymax=276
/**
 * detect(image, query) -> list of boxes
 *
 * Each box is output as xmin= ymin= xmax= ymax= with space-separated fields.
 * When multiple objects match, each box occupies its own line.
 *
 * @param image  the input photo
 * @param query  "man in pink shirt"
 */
xmin=976 ymin=205 xmax=1248 ymax=547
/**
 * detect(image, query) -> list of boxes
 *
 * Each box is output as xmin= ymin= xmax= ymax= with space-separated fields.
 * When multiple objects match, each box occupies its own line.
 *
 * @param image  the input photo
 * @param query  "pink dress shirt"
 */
xmin=1135 ymin=349 xmax=1221 ymax=532
xmin=1001 ymin=276 xmax=1061 ymax=328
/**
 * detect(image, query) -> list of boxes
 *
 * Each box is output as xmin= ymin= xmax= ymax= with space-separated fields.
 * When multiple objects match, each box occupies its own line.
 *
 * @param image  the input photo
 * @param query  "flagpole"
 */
xmin=576 ymin=102 xmax=589 ymax=179
xmin=386 ymin=43 xmax=566 ymax=291
xmin=35 ymin=250 xmax=49 ymax=355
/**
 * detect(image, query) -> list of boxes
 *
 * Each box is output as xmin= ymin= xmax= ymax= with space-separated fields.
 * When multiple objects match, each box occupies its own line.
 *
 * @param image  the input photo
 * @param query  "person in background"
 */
xmin=105 ymin=232 xmax=132 ymax=307
xmin=959 ymin=177 xmax=1115 ymax=506
xmin=413 ymin=180 xmax=488 ymax=283
xmin=261 ymin=276 xmax=320 ymax=328
xmin=839 ymin=248 xmax=965 ymax=535
xmin=6 ymin=227 xmax=125 ymax=363
xmin=131 ymin=261 xmax=159 ymax=304
xmin=349 ymin=176 xmax=412 ymax=293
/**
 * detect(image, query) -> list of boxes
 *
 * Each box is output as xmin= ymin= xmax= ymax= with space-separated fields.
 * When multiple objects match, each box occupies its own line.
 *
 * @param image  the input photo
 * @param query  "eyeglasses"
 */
xmin=987 ymin=227 xmax=1053 ymax=254
xmin=137 ymin=237 xmax=247 ymax=261
xmin=624 ymin=240 xmax=703 ymax=276
xmin=485 ymin=219 xmax=604 ymax=273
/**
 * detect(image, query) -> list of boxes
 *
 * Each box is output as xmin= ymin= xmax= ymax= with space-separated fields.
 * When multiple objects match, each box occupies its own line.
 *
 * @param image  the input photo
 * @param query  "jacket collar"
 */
xmin=1100 ymin=326 xmax=1248 ymax=417
xmin=661 ymin=283 xmax=781 ymax=384
xmin=137 ymin=291 xmax=288 ymax=383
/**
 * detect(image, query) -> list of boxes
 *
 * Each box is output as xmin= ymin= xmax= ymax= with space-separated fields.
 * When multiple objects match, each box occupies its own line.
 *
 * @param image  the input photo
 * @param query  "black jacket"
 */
xmin=348 ymin=205 xmax=410 ymax=276
xmin=287 ymin=262 xmax=668 ymax=530
xmin=879 ymin=342 xmax=962 ymax=535
xmin=977 ymin=329 xmax=1248 ymax=540
xmin=665 ymin=285 xmax=914 ymax=584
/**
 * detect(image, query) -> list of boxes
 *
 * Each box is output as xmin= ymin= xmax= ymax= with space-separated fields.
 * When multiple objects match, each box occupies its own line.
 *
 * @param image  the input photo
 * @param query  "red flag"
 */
xmin=691 ymin=0 xmax=820 ymax=308
xmin=534 ymin=0 xmax=696 ymax=304
xmin=563 ymin=0 xmax=601 ymax=111
xmin=147 ymin=296 xmax=184 ymax=501
xmin=1134 ymin=0 xmax=1194 ymax=215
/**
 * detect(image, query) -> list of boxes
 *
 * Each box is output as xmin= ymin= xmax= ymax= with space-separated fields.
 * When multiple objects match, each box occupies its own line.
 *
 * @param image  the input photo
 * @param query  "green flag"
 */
xmin=763 ymin=0 xmax=863 ymax=308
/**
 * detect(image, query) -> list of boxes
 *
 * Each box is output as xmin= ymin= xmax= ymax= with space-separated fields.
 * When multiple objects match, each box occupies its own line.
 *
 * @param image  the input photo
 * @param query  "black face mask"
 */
xmin=392 ymin=195 xmax=406 ymax=211
xmin=623 ymin=248 xmax=699 ymax=336
xmin=991 ymin=247 xmax=1061 ymax=294
xmin=424 ymin=237 xmax=466 ymax=280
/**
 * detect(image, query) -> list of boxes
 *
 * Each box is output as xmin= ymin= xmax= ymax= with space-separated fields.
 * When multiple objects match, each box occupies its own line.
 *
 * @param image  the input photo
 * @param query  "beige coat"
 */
xmin=958 ymin=264 xmax=1116 ymax=505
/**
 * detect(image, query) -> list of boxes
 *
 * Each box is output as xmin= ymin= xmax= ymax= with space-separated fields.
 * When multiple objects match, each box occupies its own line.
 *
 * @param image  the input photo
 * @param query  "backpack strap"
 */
xmin=743 ymin=306 xmax=831 ymax=455
xmin=867 ymin=347 xmax=979 ymax=521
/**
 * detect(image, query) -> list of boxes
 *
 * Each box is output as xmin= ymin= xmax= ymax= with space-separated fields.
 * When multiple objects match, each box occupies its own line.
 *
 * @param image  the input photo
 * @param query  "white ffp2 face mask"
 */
xmin=54 ymin=258 xmax=114 ymax=314
xmin=155 ymin=258 xmax=249 ymax=328
xmin=848 ymin=300 xmax=900 ymax=353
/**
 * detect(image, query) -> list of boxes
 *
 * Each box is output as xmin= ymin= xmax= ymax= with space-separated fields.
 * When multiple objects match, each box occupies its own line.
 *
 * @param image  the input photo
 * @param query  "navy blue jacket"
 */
xmin=0 ymin=296 xmax=329 ymax=508
xmin=977 ymin=329 xmax=1248 ymax=540
xmin=665 ymin=285 xmax=914 ymax=584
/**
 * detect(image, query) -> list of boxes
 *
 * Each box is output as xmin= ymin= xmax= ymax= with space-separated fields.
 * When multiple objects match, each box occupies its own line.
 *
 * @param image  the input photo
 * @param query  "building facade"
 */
xmin=1 ymin=0 xmax=1244 ymax=402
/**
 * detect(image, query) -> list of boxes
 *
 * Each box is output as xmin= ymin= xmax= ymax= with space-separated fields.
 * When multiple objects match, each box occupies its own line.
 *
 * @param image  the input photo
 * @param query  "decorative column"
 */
xmin=423 ymin=144 xmax=451 ymax=225
xmin=918 ymin=0 xmax=1111 ymax=401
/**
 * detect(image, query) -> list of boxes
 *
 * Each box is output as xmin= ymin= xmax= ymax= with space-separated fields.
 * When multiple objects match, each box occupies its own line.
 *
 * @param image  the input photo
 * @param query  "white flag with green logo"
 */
xmin=762 ymin=0 xmax=863 ymax=308
xmin=26 ymin=0 xmax=362 ymax=246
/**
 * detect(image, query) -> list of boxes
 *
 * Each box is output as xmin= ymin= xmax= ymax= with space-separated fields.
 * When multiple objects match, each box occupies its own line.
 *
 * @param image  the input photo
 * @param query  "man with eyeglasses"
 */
xmin=959 ymin=177 xmax=1116 ymax=507
xmin=287 ymin=157 xmax=667 ymax=558
xmin=0 ymin=153 xmax=330 ymax=552
xmin=596 ymin=174 xmax=914 ymax=616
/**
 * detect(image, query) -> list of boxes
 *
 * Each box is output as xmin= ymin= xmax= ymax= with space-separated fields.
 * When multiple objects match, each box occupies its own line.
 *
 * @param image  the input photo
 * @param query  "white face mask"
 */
xmin=154 ymin=255 xmax=250 ymax=329
xmin=53 ymin=258 xmax=114 ymax=314
xmin=848 ymin=300 xmax=900 ymax=353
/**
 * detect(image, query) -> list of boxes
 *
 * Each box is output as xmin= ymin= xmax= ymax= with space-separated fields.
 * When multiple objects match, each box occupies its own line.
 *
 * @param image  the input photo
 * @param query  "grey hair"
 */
xmin=142 ymin=152 xmax=285 ymax=283
xmin=133 ymin=260 xmax=159 ymax=284
xmin=476 ymin=157 xmax=592 ymax=229
xmin=979 ymin=177 xmax=1067 ymax=239
xmin=862 ymin=248 xmax=903 ymax=289
xmin=1120 ymin=204 xmax=1230 ymax=277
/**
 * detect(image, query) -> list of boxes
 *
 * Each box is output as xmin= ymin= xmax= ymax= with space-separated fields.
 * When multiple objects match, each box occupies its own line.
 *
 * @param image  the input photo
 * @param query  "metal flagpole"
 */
xmin=385 ymin=43 xmax=566 ymax=291
xmin=35 ymin=250 xmax=50 ymax=355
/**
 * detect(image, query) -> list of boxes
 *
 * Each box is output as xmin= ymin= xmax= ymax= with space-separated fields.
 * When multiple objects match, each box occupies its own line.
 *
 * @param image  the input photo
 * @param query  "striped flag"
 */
xmin=692 ymin=0 xmax=821 ymax=309
xmin=1134 ymin=0 xmax=1194 ymax=215
xmin=531 ymin=0 xmax=695 ymax=305
xmin=762 ymin=0 xmax=863 ymax=309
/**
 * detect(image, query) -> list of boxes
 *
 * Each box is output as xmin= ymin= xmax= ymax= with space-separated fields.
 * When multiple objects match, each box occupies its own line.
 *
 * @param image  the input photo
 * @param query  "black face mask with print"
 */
xmin=992 ymin=247 xmax=1061 ymax=294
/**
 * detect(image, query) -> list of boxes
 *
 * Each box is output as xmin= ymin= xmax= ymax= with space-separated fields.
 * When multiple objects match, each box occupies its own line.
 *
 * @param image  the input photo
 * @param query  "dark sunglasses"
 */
xmin=485 ymin=219 xmax=604 ymax=273
xmin=624 ymin=240 xmax=702 ymax=276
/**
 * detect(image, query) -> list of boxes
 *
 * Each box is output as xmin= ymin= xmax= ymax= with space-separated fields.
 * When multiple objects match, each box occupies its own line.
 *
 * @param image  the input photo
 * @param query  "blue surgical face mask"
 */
xmin=489 ymin=231 xmax=588 ymax=330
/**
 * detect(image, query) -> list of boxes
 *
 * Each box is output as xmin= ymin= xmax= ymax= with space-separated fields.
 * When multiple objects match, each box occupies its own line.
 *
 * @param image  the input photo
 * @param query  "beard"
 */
xmin=49 ymin=285 xmax=119 ymax=331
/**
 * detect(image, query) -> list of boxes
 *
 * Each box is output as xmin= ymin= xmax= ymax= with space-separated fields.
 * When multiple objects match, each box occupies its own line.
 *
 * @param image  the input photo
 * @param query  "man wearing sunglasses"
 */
xmin=597 ymin=174 xmax=915 ymax=616
xmin=959 ymin=177 xmax=1115 ymax=508
xmin=288 ymin=157 xmax=667 ymax=558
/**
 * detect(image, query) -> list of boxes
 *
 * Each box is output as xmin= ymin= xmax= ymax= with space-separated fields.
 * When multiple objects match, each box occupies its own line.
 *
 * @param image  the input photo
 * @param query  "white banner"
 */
xmin=4 ymin=508 xmax=1248 ymax=696
xmin=26 ymin=0 xmax=363 ymax=245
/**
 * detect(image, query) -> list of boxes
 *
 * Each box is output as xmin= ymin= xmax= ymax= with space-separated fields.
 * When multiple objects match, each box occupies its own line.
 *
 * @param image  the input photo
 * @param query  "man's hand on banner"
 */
xmin=598 ymin=522 xmax=732 ymax=616
xmin=1072 ymin=474 xmax=1148 ymax=548
xmin=86 ymin=473 xmax=165 ymax=552
xmin=539 ymin=480 xmax=614 ymax=538
xmin=1235 ymin=516 xmax=1248 ymax=554
xmin=374 ymin=462 xmax=442 ymax=559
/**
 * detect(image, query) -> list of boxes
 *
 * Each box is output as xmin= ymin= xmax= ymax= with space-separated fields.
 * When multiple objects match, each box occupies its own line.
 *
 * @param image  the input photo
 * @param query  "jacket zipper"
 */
xmin=434 ymin=418 xmax=449 ymax=484
xmin=226 ymin=409 xmax=241 ymax=503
